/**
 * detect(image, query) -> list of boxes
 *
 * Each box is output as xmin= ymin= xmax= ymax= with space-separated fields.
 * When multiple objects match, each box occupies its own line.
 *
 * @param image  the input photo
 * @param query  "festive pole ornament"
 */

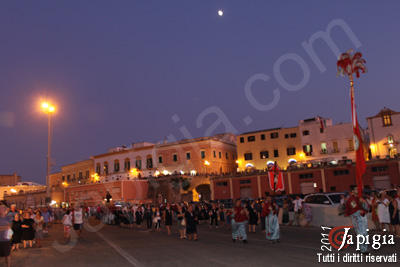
xmin=337 ymin=50 xmax=367 ymax=196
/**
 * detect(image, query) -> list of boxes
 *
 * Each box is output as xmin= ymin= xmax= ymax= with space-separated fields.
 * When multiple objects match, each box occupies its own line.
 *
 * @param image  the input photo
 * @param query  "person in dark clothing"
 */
xmin=209 ymin=204 xmax=219 ymax=229
xmin=21 ymin=212 xmax=34 ymax=248
xmin=185 ymin=205 xmax=198 ymax=241
xmin=164 ymin=204 xmax=173 ymax=235
xmin=248 ymin=202 xmax=258 ymax=233
xmin=144 ymin=205 xmax=153 ymax=229
xmin=11 ymin=213 xmax=22 ymax=251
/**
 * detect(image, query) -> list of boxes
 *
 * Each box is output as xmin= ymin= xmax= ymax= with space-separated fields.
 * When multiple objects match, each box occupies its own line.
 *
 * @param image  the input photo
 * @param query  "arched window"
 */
xmin=135 ymin=157 xmax=142 ymax=170
xmin=114 ymin=160 xmax=120 ymax=172
xmin=124 ymin=158 xmax=131 ymax=171
xmin=387 ymin=135 xmax=394 ymax=144
xmin=146 ymin=155 xmax=153 ymax=169
xmin=103 ymin=162 xmax=109 ymax=175
xmin=96 ymin=163 xmax=101 ymax=174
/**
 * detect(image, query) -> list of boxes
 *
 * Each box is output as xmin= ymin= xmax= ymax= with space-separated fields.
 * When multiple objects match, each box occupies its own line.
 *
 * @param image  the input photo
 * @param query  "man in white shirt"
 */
xmin=292 ymin=196 xmax=303 ymax=226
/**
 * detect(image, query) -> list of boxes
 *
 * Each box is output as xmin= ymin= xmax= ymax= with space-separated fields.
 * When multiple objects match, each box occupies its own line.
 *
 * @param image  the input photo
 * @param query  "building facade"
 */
xmin=367 ymin=107 xmax=400 ymax=159
xmin=0 ymin=173 xmax=21 ymax=186
xmin=212 ymin=158 xmax=400 ymax=200
xmin=298 ymin=117 xmax=358 ymax=163
xmin=236 ymin=127 xmax=302 ymax=171
xmin=60 ymin=159 xmax=95 ymax=186
xmin=93 ymin=142 xmax=157 ymax=182
xmin=155 ymin=133 xmax=237 ymax=175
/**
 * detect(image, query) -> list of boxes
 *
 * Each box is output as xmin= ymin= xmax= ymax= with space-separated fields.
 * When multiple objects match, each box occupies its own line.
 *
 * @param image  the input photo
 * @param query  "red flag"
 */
xmin=268 ymin=162 xmax=284 ymax=192
xmin=351 ymin=87 xmax=366 ymax=195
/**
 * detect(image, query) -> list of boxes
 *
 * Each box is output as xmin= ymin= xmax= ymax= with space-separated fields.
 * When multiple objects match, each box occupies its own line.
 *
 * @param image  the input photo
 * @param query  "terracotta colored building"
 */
xmin=156 ymin=133 xmax=237 ymax=175
xmin=0 ymin=173 xmax=21 ymax=186
xmin=211 ymin=159 xmax=400 ymax=200
xmin=64 ymin=180 xmax=149 ymax=206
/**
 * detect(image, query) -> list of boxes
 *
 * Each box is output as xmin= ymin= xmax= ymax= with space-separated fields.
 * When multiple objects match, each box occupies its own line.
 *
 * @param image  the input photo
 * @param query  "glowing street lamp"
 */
xmin=40 ymin=100 xmax=57 ymax=199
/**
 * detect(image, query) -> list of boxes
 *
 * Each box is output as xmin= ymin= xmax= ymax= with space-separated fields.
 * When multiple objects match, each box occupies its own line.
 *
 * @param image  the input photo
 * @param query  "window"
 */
xmin=260 ymin=151 xmax=269 ymax=159
xmin=244 ymin=153 xmax=253 ymax=161
xmin=382 ymin=114 xmax=392 ymax=126
xmin=302 ymin=130 xmax=310 ymax=136
xmin=135 ymin=160 xmax=142 ymax=170
xmin=213 ymin=151 xmax=216 ymax=158
xmin=239 ymin=179 xmax=251 ymax=184
xmin=388 ymin=135 xmax=394 ymax=144
xmin=62 ymin=176 xmax=65 ymax=181
xmin=186 ymin=152 xmax=191 ymax=160
xmin=225 ymin=152 xmax=229 ymax=159
xmin=103 ymin=162 xmax=109 ymax=175
xmin=270 ymin=132 xmax=279 ymax=139
xmin=96 ymin=163 xmax=101 ymax=174
xmin=247 ymin=136 xmax=256 ymax=142
xmin=240 ymin=137 xmax=245 ymax=143
xmin=219 ymin=151 xmax=222 ymax=158
xmin=371 ymin=166 xmax=388 ymax=172
xmin=333 ymin=141 xmax=339 ymax=153
xmin=173 ymin=154 xmax=178 ymax=162
xmin=284 ymin=134 xmax=289 ymax=139
xmin=321 ymin=142 xmax=327 ymax=154
xmin=124 ymin=159 xmax=130 ymax=170
xmin=67 ymin=175 xmax=70 ymax=181
xmin=114 ymin=160 xmax=120 ymax=172
xmin=85 ymin=171 xmax=89 ymax=179
xmin=216 ymin=181 xmax=228 ymax=186
xmin=334 ymin=169 xmax=350 ymax=176
xmin=261 ymin=134 xmax=266 ymax=140
xmin=287 ymin=147 xmax=296 ymax=156
xmin=348 ymin=139 xmax=354 ymax=151
xmin=290 ymin=133 xmax=297 ymax=138
xmin=303 ymin=145 xmax=313 ymax=156
xmin=201 ymin=151 xmax=206 ymax=159
xmin=274 ymin=149 xmax=279 ymax=157
xmin=158 ymin=156 xmax=163 ymax=164
xmin=79 ymin=172 xmax=83 ymax=179
xmin=299 ymin=173 xmax=313 ymax=179
xmin=146 ymin=158 xmax=153 ymax=169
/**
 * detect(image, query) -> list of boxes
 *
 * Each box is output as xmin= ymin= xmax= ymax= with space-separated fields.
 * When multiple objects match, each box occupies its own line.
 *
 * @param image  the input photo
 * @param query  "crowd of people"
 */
xmin=0 ymin=187 xmax=399 ymax=266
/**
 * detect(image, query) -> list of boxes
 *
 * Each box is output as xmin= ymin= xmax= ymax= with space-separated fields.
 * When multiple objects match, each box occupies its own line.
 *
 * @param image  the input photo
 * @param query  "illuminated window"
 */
xmin=260 ymin=151 xmax=269 ymax=159
xmin=303 ymin=145 xmax=313 ymax=156
xmin=321 ymin=142 xmax=327 ymax=154
xmin=333 ymin=141 xmax=339 ymax=153
xmin=382 ymin=114 xmax=392 ymax=127
xmin=388 ymin=135 xmax=394 ymax=144
xmin=103 ymin=162 xmax=109 ymax=175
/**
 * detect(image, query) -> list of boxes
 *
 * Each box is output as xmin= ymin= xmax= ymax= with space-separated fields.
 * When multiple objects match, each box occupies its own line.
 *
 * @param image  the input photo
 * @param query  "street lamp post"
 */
xmin=41 ymin=102 xmax=56 ymax=200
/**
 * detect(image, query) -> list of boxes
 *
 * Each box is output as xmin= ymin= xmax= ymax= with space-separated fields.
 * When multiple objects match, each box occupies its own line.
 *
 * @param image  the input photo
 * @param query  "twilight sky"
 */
xmin=1 ymin=1 xmax=399 ymax=183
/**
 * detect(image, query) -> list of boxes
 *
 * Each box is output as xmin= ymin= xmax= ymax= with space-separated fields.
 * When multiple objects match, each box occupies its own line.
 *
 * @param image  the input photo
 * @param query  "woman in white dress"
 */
xmin=377 ymin=192 xmax=390 ymax=232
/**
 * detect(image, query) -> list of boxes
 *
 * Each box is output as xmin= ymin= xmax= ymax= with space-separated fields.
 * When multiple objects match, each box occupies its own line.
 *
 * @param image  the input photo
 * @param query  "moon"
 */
xmin=218 ymin=10 xmax=224 ymax=17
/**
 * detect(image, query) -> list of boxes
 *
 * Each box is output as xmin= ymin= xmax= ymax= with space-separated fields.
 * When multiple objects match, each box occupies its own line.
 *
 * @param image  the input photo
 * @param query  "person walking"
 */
xmin=209 ymin=204 xmax=218 ymax=229
xmin=144 ymin=205 xmax=153 ymax=230
xmin=11 ymin=213 xmax=22 ymax=251
xmin=377 ymin=192 xmax=391 ymax=232
xmin=262 ymin=197 xmax=280 ymax=243
xmin=33 ymin=211 xmax=44 ymax=248
xmin=164 ymin=204 xmax=173 ymax=235
xmin=232 ymin=200 xmax=248 ymax=243
xmin=21 ymin=212 xmax=34 ymax=248
xmin=185 ymin=205 xmax=198 ymax=241
xmin=388 ymin=195 xmax=399 ymax=234
xmin=62 ymin=210 xmax=72 ymax=243
xmin=72 ymin=206 xmax=84 ymax=238
xmin=176 ymin=205 xmax=186 ymax=239
xmin=247 ymin=202 xmax=258 ymax=233
xmin=0 ymin=206 xmax=12 ymax=267
xmin=292 ymin=196 xmax=303 ymax=226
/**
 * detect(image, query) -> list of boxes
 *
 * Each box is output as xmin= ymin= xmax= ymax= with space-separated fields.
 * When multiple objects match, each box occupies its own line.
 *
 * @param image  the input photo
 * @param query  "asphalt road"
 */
xmin=5 ymin=220 xmax=399 ymax=267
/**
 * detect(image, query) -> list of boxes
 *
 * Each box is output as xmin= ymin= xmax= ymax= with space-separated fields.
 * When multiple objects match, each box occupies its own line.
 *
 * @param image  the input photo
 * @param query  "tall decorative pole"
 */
xmin=337 ymin=50 xmax=367 ymax=196
xmin=41 ymin=102 xmax=56 ymax=200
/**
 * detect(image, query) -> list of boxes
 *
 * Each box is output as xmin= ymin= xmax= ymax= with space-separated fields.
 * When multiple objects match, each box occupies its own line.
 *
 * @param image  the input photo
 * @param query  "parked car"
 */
xmin=303 ymin=193 xmax=345 ymax=207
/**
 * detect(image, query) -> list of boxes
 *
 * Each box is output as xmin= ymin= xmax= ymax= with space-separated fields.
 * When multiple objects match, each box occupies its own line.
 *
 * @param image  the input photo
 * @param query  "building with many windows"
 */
xmin=367 ymin=107 xmax=400 ymax=159
xmin=298 ymin=117 xmax=359 ymax=163
xmin=93 ymin=142 xmax=157 ymax=182
xmin=236 ymin=127 xmax=302 ymax=170
xmin=60 ymin=159 xmax=95 ymax=186
xmin=155 ymin=133 xmax=237 ymax=175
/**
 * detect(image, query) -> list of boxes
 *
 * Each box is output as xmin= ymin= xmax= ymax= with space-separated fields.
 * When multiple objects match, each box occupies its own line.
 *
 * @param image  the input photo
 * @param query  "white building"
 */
xmin=93 ymin=142 xmax=158 ymax=182
xmin=367 ymin=107 xmax=400 ymax=159
xmin=298 ymin=117 xmax=357 ymax=163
